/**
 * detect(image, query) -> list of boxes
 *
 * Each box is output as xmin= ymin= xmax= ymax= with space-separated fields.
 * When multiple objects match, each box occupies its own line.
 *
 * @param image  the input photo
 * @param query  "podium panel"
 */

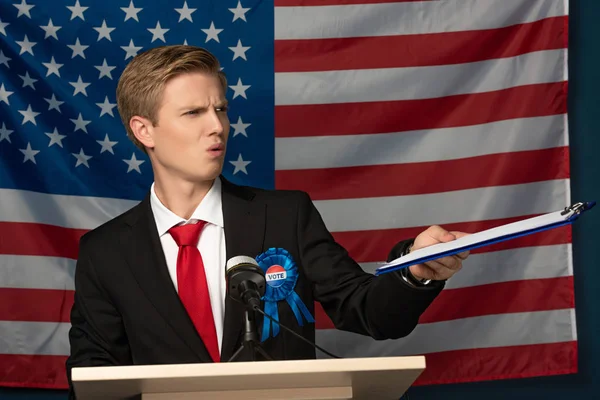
xmin=72 ymin=356 xmax=425 ymax=400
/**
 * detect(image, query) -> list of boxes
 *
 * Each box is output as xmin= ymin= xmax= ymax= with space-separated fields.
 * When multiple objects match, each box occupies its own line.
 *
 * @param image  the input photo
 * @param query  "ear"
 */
xmin=129 ymin=115 xmax=155 ymax=149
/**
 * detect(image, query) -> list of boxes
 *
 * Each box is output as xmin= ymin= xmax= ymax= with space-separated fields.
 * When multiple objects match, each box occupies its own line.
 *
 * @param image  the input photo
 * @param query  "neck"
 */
xmin=153 ymin=172 xmax=216 ymax=220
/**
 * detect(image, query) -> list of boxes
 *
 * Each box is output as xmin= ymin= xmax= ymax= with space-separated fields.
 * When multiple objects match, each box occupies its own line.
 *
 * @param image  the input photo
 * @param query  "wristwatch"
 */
xmin=399 ymin=243 xmax=433 ymax=287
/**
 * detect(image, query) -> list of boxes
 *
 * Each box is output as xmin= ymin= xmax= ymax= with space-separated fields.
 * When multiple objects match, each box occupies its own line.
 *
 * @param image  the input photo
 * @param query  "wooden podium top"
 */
xmin=72 ymin=356 xmax=426 ymax=400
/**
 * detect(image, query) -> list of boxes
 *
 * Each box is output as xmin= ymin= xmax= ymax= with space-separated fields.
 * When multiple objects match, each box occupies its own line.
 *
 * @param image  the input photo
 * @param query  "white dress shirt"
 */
xmin=150 ymin=177 xmax=226 ymax=354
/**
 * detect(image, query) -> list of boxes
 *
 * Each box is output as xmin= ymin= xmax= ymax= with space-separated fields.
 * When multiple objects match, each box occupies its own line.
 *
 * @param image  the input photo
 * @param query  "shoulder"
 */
xmin=78 ymin=195 xmax=147 ymax=250
xmin=221 ymin=176 xmax=312 ymax=207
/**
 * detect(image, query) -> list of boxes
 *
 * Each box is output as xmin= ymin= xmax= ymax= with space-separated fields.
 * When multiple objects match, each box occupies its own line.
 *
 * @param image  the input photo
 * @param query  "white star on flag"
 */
xmin=231 ymin=116 xmax=251 ymax=137
xmin=45 ymin=128 xmax=66 ymax=148
xmin=97 ymin=134 xmax=118 ymax=154
xmin=18 ymin=105 xmax=40 ymax=125
xmin=0 ymin=50 xmax=11 ymax=68
xmin=13 ymin=0 xmax=34 ymax=19
xmin=229 ymin=40 xmax=250 ymax=61
xmin=0 ymin=122 xmax=13 ymax=143
xmin=0 ymin=19 xmax=9 ymax=36
xmin=69 ymin=75 xmax=91 ymax=96
xmin=43 ymin=56 xmax=63 ymax=77
xmin=40 ymin=19 xmax=61 ymax=40
xmin=123 ymin=153 xmax=145 ymax=173
xmin=95 ymin=59 xmax=116 ymax=80
xmin=121 ymin=39 xmax=142 ymax=59
xmin=148 ymin=21 xmax=169 ymax=43
xmin=19 ymin=71 xmax=37 ymax=89
xmin=20 ymin=142 xmax=40 ymax=164
xmin=230 ymin=153 xmax=251 ymax=175
xmin=70 ymin=113 xmax=91 ymax=133
xmin=67 ymin=0 xmax=88 ymax=21
xmin=229 ymin=78 xmax=250 ymax=99
xmin=229 ymin=1 xmax=250 ymax=22
xmin=72 ymin=148 xmax=92 ymax=168
xmin=94 ymin=20 xmax=115 ymax=41
xmin=0 ymin=83 xmax=13 ymax=105
xmin=45 ymin=94 xmax=64 ymax=113
xmin=16 ymin=35 xmax=36 ymax=56
xmin=202 ymin=21 xmax=223 ymax=43
xmin=68 ymin=38 xmax=88 ymax=59
xmin=175 ymin=2 xmax=196 ymax=23
xmin=121 ymin=1 xmax=142 ymax=22
xmin=96 ymin=96 xmax=117 ymax=117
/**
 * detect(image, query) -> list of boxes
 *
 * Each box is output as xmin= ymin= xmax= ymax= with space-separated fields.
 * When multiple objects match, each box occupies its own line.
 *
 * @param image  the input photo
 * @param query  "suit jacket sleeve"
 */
xmin=65 ymin=234 xmax=132 ymax=398
xmin=295 ymin=191 xmax=444 ymax=340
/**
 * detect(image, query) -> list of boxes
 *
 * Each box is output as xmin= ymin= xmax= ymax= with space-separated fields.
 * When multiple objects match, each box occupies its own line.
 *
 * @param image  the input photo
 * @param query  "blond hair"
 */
xmin=116 ymin=45 xmax=227 ymax=152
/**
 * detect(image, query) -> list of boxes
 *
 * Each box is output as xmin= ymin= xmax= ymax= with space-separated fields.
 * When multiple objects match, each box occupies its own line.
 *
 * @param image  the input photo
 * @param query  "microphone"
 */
xmin=225 ymin=255 xmax=266 ymax=310
xmin=225 ymin=255 xmax=341 ymax=360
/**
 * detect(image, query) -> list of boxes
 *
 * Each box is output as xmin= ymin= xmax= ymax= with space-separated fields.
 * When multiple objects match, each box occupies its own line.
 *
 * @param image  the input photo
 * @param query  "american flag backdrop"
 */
xmin=0 ymin=0 xmax=574 ymax=390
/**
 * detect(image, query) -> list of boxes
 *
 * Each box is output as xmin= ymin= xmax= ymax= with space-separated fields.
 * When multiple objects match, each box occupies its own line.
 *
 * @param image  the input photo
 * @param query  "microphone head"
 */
xmin=226 ymin=255 xmax=266 ymax=302
xmin=226 ymin=255 xmax=259 ymax=272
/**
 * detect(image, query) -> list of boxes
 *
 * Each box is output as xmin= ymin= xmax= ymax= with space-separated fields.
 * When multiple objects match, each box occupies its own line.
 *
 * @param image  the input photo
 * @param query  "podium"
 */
xmin=71 ymin=356 xmax=425 ymax=400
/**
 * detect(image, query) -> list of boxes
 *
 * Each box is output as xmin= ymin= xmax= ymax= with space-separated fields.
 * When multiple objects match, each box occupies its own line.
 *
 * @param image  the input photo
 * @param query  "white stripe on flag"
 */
xmin=360 ymin=244 xmax=572 ymax=290
xmin=315 ymin=309 xmax=574 ymax=358
xmin=0 ymin=309 xmax=573 ymax=357
xmin=275 ymin=115 xmax=566 ymax=170
xmin=0 ymin=245 xmax=570 ymax=293
xmin=0 ymin=188 xmax=138 ymax=229
xmin=0 ymin=321 xmax=70 ymax=356
xmin=275 ymin=0 xmax=565 ymax=40
xmin=360 ymin=244 xmax=571 ymax=289
xmin=314 ymin=180 xmax=568 ymax=232
xmin=434 ymin=244 xmax=571 ymax=290
xmin=0 ymin=255 xmax=76 ymax=290
xmin=275 ymin=50 xmax=564 ymax=105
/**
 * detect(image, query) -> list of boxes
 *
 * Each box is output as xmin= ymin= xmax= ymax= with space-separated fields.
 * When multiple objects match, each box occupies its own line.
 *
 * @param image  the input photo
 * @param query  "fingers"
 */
xmin=409 ymin=227 xmax=471 ymax=281
xmin=426 ymin=225 xmax=456 ymax=242
xmin=426 ymin=255 xmax=462 ymax=271
xmin=413 ymin=257 xmax=463 ymax=281
xmin=449 ymin=230 xmax=470 ymax=239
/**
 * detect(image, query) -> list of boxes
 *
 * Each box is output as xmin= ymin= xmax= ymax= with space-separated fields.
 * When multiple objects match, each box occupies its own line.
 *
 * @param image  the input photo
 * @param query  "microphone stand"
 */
xmin=227 ymin=283 xmax=274 ymax=362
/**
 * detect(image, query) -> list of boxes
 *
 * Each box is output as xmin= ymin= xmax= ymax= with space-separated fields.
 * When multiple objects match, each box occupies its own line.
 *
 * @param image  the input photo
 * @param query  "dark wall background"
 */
xmin=2 ymin=0 xmax=598 ymax=398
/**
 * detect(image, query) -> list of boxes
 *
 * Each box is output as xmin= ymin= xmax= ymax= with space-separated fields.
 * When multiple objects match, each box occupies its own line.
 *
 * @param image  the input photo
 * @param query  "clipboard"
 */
xmin=375 ymin=201 xmax=596 ymax=276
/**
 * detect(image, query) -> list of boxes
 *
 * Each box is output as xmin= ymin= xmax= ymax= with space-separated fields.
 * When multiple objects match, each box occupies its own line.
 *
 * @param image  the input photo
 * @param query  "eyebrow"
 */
xmin=178 ymin=100 xmax=228 ymax=111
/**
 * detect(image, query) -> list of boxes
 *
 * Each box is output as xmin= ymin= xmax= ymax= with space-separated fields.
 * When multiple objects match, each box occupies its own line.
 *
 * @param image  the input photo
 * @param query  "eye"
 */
xmin=216 ymin=105 xmax=229 ymax=112
xmin=186 ymin=109 xmax=199 ymax=115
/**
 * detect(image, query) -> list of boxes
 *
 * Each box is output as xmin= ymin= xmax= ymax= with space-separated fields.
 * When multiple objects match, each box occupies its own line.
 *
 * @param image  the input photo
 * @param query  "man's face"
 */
xmin=146 ymin=71 xmax=230 ymax=183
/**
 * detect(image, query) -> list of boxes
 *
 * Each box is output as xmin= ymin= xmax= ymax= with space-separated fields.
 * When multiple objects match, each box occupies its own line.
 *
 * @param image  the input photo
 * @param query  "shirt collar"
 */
xmin=150 ymin=176 xmax=224 ymax=237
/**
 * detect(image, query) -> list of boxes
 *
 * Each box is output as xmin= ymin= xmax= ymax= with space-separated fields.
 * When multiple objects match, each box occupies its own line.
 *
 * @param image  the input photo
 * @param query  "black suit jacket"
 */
xmin=66 ymin=177 xmax=444 ymax=397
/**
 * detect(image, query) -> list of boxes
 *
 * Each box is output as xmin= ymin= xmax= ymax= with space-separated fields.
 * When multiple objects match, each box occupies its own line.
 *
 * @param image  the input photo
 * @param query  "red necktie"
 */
xmin=169 ymin=222 xmax=220 ymax=362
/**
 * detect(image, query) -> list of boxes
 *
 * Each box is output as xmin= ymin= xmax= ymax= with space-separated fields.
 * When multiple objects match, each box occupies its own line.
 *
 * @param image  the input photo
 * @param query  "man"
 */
xmin=66 ymin=45 xmax=469 ymax=396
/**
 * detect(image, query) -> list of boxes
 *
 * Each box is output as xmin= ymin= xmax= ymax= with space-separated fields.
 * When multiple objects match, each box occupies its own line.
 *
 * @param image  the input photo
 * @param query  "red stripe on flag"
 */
xmin=276 ymin=17 xmax=566 ymax=72
xmin=276 ymin=147 xmax=570 ymax=200
xmin=0 ymin=343 xmax=574 ymax=390
xmin=275 ymin=0 xmax=430 ymax=6
xmin=0 ymin=354 xmax=68 ymax=389
xmin=0 ymin=222 xmax=85 ymax=259
xmin=275 ymin=82 xmax=566 ymax=137
xmin=0 ymin=288 xmax=73 ymax=322
xmin=315 ymin=276 xmax=574 ymax=329
xmin=414 ymin=341 xmax=577 ymax=385
xmin=420 ymin=276 xmax=573 ymax=324
xmin=333 ymin=219 xmax=571 ymax=263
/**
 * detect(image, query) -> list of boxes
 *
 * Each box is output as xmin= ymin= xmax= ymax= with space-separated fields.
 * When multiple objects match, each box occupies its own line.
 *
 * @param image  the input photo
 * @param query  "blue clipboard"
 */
xmin=375 ymin=201 xmax=596 ymax=276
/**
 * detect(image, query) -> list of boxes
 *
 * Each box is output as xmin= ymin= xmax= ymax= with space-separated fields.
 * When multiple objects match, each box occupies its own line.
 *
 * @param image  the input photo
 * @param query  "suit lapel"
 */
xmin=219 ymin=177 xmax=266 ymax=362
xmin=122 ymin=195 xmax=213 ymax=362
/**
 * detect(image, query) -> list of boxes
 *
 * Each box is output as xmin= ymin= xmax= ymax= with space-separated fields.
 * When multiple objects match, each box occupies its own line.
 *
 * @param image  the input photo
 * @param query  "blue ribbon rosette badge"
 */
xmin=255 ymin=247 xmax=314 ymax=342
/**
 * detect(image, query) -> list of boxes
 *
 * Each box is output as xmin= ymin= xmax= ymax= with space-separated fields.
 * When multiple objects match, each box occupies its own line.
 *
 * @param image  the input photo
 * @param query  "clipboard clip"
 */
xmin=561 ymin=201 xmax=596 ymax=217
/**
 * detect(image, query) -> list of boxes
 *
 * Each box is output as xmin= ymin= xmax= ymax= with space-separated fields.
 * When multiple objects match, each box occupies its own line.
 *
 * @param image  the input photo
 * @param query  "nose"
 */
xmin=209 ymin=109 xmax=226 ymax=135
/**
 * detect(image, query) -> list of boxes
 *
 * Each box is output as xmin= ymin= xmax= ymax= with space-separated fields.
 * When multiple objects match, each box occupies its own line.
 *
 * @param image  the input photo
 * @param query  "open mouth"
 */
xmin=208 ymin=143 xmax=225 ymax=156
